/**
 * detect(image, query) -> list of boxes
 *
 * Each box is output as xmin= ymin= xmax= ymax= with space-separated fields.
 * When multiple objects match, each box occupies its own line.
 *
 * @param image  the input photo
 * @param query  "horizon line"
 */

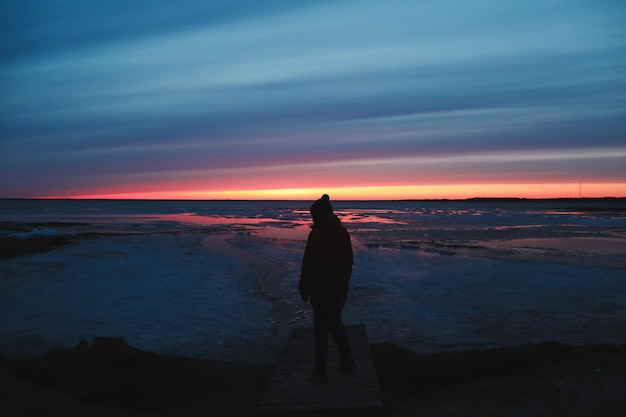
xmin=3 ymin=196 xmax=625 ymax=202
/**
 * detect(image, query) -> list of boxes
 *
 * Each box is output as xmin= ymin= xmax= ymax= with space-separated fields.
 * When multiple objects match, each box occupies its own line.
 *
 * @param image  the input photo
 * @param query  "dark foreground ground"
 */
xmin=2 ymin=337 xmax=625 ymax=417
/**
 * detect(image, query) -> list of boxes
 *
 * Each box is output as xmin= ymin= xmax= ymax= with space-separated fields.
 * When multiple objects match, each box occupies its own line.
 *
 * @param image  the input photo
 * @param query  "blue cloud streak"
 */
xmin=1 ymin=0 xmax=625 ymax=197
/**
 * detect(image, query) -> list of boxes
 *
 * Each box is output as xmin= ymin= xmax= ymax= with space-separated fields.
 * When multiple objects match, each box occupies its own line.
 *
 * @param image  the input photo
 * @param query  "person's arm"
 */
xmin=344 ymin=230 xmax=353 ymax=280
xmin=299 ymin=232 xmax=317 ymax=302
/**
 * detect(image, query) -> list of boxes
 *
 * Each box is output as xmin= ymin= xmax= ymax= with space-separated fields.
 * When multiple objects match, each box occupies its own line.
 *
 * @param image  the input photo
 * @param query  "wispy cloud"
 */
xmin=2 ymin=0 xmax=625 ymax=198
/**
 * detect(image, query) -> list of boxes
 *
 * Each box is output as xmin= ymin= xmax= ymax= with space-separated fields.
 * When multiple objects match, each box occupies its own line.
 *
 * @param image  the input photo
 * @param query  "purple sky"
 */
xmin=1 ymin=0 xmax=625 ymax=199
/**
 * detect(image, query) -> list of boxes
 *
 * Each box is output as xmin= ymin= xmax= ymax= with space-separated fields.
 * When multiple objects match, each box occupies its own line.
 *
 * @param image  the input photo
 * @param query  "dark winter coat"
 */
xmin=299 ymin=214 xmax=353 ymax=310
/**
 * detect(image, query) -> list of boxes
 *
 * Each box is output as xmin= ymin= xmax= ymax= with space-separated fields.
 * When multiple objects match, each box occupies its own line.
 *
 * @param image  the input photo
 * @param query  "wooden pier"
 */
xmin=256 ymin=324 xmax=384 ymax=416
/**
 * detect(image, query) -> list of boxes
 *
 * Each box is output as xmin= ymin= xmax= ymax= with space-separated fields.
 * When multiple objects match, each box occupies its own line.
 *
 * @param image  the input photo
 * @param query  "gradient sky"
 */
xmin=1 ymin=0 xmax=625 ymax=200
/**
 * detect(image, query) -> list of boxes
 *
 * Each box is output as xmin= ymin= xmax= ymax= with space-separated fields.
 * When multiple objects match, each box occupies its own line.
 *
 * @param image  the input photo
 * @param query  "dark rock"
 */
xmin=70 ymin=339 xmax=90 ymax=354
xmin=89 ymin=337 xmax=139 ymax=361
xmin=45 ymin=347 xmax=68 ymax=360
xmin=0 ymin=234 xmax=73 ymax=258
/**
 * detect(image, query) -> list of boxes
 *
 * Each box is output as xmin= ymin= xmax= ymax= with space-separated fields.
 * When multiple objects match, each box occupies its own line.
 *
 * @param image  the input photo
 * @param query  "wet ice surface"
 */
xmin=1 ymin=199 xmax=625 ymax=361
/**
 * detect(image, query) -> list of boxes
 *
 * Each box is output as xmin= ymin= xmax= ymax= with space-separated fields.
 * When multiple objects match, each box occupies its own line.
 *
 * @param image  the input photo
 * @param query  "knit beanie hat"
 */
xmin=310 ymin=194 xmax=333 ymax=223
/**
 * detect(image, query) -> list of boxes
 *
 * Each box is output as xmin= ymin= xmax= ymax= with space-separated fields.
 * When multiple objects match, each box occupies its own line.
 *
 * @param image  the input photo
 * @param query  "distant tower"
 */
xmin=579 ymin=180 xmax=582 ymax=199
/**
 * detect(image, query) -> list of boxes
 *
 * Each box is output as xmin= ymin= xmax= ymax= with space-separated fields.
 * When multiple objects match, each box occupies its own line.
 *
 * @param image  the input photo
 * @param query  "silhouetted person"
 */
xmin=299 ymin=194 xmax=355 ymax=382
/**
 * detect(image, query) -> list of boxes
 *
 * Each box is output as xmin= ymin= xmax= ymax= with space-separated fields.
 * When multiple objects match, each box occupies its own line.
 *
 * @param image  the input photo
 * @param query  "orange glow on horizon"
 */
xmin=45 ymin=182 xmax=626 ymax=200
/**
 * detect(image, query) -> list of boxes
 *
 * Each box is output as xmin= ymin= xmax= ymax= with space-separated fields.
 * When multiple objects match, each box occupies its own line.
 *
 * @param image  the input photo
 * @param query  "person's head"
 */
xmin=310 ymin=194 xmax=333 ymax=224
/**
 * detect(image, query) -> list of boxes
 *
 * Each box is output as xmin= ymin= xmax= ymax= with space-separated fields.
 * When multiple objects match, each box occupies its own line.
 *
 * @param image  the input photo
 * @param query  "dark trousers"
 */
xmin=313 ymin=307 xmax=353 ymax=372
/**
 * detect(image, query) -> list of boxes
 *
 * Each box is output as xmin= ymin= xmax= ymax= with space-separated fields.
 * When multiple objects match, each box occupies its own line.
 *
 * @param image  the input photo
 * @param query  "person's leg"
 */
xmin=313 ymin=307 xmax=330 ymax=377
xmin=328 ymin=309 xmax=355 ymax=369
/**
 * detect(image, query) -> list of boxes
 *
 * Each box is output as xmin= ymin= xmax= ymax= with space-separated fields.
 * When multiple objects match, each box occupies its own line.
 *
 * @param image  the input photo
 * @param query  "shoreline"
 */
xmin=3 ymin=197 xmax=626 ymax=202
xmin=2 ymin=336 xmax=625 ymax=417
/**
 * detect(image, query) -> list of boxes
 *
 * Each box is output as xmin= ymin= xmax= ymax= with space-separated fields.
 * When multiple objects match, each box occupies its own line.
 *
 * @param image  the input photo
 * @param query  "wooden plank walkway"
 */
xmin=256 ymin=324 xmax=384 ymax=416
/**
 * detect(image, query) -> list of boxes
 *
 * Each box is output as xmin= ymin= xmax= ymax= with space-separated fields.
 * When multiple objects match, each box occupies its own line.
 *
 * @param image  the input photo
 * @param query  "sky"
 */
xmin=1 ymin=0 xmax=625 ymax=200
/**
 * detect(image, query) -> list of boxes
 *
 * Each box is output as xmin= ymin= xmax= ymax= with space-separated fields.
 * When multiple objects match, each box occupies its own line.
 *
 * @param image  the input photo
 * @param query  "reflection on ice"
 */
xmin=1 ymin=199 xmax=625 ymax=362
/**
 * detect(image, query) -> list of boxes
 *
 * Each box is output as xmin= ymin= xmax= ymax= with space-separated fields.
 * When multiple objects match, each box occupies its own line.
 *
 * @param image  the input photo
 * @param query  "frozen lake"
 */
xmin=1 ymin=199 xmax=625 ymax=362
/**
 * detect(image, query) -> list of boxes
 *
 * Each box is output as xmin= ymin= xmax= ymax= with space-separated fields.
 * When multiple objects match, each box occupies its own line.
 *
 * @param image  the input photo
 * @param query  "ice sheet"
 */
xmin=1 ymin=199 xmax=625 ymax=361
xmin=0 ymin=233 xmax=275 ymax=360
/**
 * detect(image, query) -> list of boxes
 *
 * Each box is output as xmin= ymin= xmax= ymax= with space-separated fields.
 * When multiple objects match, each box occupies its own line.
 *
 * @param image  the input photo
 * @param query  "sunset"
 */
xmin=2 ymin=2 xmax=626 ymax=413
xmin=59 ymin=182 xmax=624 ymax=201
xmin=1 ymin=0 xmax=625 ymax=200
